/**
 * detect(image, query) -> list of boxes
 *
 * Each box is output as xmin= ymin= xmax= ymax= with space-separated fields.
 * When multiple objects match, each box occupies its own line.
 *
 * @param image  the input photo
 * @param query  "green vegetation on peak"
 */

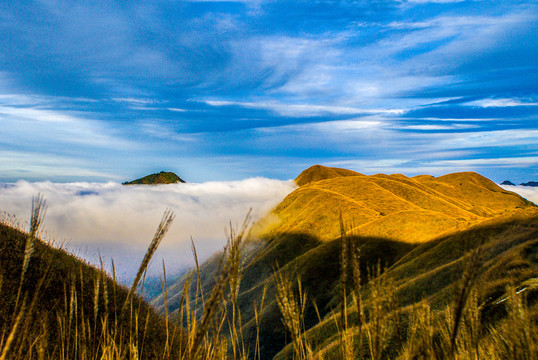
xmin=123 ymin=171 xmax=185 ymax=185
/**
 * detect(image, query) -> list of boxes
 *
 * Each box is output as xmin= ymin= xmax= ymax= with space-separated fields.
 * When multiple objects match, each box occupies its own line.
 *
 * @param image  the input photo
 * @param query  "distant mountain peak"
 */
xmin=500 ymin=180 xmax=515 ymax=186
xmin=520 ymin=181 xmax=538 ymax=187
xmin=123 ymin=171 xmax=185 ymax=185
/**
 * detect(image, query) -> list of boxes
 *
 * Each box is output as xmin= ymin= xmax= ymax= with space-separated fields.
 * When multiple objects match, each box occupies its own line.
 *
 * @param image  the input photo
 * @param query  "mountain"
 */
xmin=501 ymin=180 xmax=515 ymax=186
xmin=152 ymin=165 xmax=537 ymax=359
xmin=275 ymin=208 xmax=538 ymax=359
xmin=521 ymin=181 xmax=538 ymax=187
xmin=259 ymin=165 xmax=531 ymax=243
xmin=123 ymin=171 xmax=185 ymax=185
xmin=2 ymin=165 xmax=535 ymax=359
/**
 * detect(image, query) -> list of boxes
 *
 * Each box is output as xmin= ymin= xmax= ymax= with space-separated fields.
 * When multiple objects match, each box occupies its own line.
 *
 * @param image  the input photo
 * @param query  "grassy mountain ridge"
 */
xmin=152 ymin=165 xmax=537 ymax=359
xmin=153 ymin=209 xmax=537 ymax=359
xmin=274 ymin=207 xmax=538 ymax=359
xmin=260 ymin=165 xmax=532 ymax=242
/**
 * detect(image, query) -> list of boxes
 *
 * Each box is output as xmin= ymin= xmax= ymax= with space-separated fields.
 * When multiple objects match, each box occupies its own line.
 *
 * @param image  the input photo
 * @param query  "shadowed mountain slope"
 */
xmin=0 ymin=223 xmax=183 ymax=359
xmin=154 ymin=210 xmax=538 ymax=360
xmin=275 ymin=207 xmax=538 ymax=359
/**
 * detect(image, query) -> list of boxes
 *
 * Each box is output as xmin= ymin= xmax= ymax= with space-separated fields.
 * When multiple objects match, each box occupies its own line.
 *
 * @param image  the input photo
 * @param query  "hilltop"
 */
xmin=123 ymin=171 xmax=185 ymax=185
xmin=295 ymin=165 xmax=362 ymax=186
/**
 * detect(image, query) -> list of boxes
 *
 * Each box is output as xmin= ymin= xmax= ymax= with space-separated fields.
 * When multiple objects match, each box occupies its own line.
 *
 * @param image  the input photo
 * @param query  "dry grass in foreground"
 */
xmin=0 ymin=196 xmax=536 ymax=359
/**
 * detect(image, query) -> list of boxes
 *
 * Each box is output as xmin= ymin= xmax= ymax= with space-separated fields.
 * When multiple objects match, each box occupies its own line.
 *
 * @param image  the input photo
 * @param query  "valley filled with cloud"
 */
xmin=0 ymin=179 xmax=296 ymax=280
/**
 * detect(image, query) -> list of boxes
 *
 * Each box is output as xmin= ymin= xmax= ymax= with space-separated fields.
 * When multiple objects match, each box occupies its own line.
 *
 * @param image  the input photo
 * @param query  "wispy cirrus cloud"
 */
xmin=205 ymin=100 xmax=404 ymax=117
xmin=463 ymin=98 xmax=538 ymax=108
xmin=326 ymin=156 xmax=538 ymax=179
xmin=0 ymin=101 xmax=131 ymax=148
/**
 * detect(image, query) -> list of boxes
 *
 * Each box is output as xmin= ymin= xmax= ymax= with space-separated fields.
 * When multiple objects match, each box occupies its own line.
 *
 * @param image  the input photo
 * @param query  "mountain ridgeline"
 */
xmin=123 ymin=171 xmax=185 ymax=185
xmin=152 ymin=165 xmax=538 ymax=359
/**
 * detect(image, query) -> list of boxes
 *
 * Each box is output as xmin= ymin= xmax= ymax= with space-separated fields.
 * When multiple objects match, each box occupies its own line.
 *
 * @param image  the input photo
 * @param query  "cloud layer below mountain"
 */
xmin=0 ymin=179 xmax=296 ymax=280
xmin=500 ymin=185 xmax=538 ymax=205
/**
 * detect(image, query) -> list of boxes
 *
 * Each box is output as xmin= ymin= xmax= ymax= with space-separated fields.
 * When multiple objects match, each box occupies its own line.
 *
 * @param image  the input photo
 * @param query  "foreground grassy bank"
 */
xmin=0 ymin=198 xmax=184 ymax=359
xmin=2 ymin=209 xmax=536 ymax=359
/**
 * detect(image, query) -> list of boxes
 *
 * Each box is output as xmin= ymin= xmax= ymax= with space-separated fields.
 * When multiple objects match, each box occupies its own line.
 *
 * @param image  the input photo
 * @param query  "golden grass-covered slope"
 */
xmin=261 ymin=165 xmax=533 ymax=243
xmin=295 ymin=164 xmax=363 ymax=186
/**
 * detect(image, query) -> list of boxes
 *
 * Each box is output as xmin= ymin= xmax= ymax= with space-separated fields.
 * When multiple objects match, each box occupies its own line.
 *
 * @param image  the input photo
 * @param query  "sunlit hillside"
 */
xmin=261 ymin=165 xmax=533 ymax=243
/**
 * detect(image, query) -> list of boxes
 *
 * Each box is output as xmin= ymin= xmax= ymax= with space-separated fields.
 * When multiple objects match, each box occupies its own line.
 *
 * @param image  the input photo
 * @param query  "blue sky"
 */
xmin=0 ymin=0 xmax=537 ymax=183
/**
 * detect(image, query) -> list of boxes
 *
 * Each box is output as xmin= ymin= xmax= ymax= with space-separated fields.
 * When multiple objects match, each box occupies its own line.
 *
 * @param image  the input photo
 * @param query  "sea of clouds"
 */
xmin=0 ymin=179 xmax=297 ymax=281
xmin=500 ymin=185 xmax=538 ymax=205
xmin=1 ymin=180 xmax=535 ymax=282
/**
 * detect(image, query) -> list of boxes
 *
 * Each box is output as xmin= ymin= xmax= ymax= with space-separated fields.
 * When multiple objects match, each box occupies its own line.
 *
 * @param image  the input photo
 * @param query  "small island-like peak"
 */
xmin=123 ymin=171 xmax=186 ymax=185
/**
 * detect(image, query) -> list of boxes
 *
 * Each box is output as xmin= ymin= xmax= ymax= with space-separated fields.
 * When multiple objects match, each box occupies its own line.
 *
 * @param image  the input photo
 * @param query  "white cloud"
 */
xmin=112 ymin=97 xmax=160 ymax=105
xmin=425 ymin=157 xmax=538 ymax=167
xmin=0 ymin=151 xmax=120 ymax=181
xmin=0 ymin=95 xmax=134 ymax=151
xmin=325 ymin=156 xmax=538 ymax=178
xmin=404 ymin=0 xmax=465 ymax=3
xmin=205 ymin=100 xmax=404 ymax=117
xmin=436 ymin=129 xmax=538 ymax=148
xmin=500 ymin=185 xmax=538 ymax=205
xmin=397 ymin=117 xmax=498 ymax=122
xmin=464 ymin=98 xmax=538 ymax=108
xmin=397 ymin=124 xmax=478 ymax=130
xmin=0 ymin=179 xmax=296 ymax=281
xmin=0 ymin=105 xmax=79 ymax=123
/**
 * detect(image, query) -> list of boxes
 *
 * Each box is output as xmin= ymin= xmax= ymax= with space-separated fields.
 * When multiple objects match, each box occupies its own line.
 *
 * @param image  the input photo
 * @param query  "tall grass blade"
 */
xmin=123 ymin=209 xmax=175 ymax=311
